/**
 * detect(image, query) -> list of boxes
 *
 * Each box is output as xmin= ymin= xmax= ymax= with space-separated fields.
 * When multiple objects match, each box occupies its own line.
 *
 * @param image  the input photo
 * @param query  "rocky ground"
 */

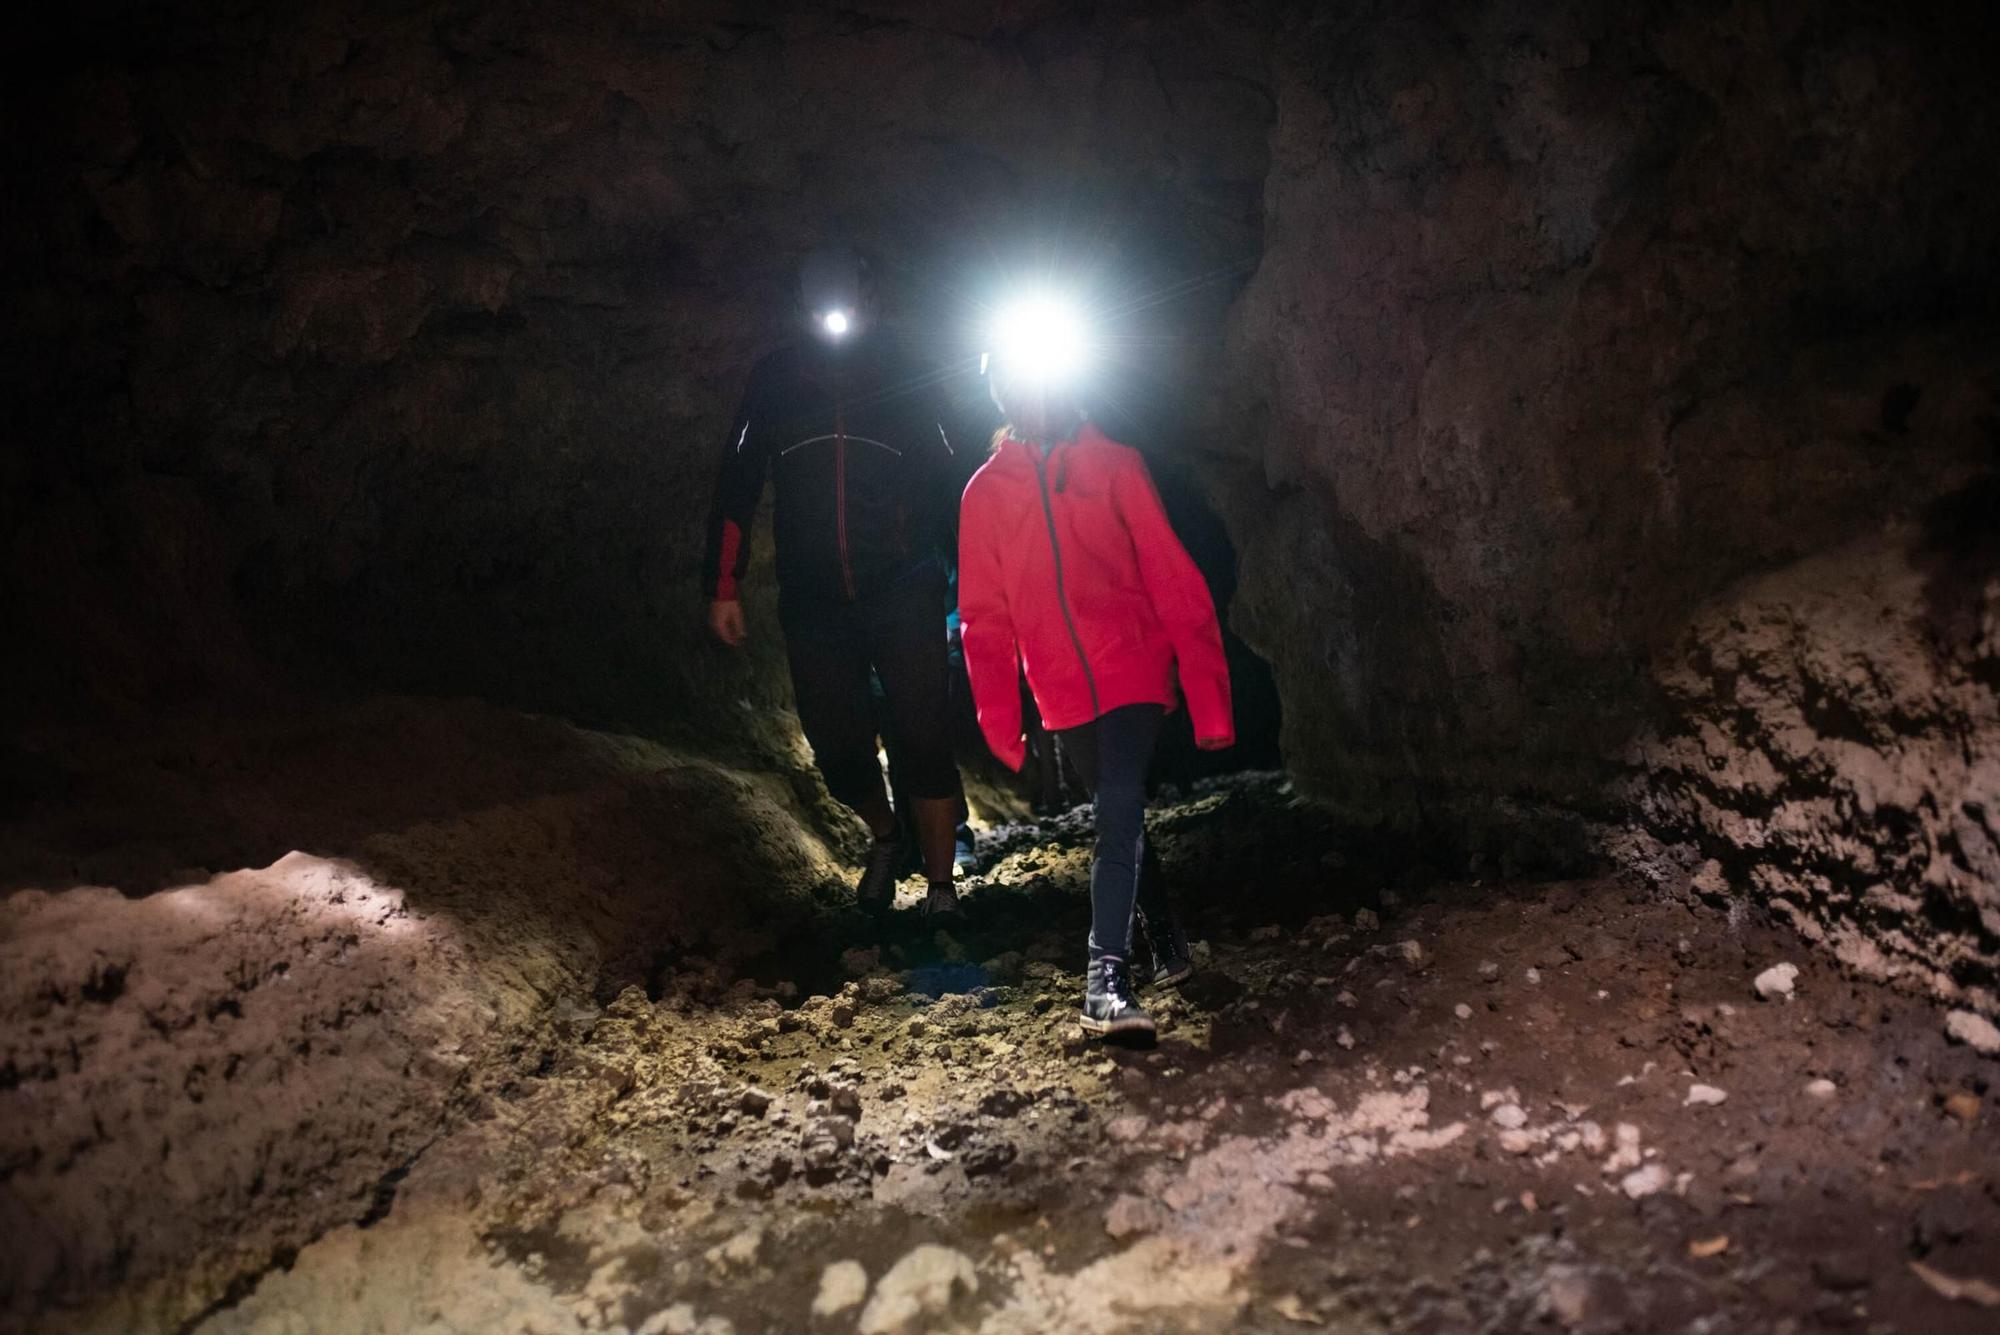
xmin=26 ymin=771 xmax=1984 ymax=1335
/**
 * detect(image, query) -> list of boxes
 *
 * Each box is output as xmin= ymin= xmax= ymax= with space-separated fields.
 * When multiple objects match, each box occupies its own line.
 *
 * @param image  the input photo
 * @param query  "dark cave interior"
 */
xmin=3 ymin=2 xmax=1999 ymax=1332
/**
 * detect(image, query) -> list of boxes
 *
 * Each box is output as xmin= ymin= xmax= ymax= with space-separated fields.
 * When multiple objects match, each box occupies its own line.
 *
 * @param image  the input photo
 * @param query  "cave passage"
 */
xmin=4 ymin=2 xmax=2000 ymax=1334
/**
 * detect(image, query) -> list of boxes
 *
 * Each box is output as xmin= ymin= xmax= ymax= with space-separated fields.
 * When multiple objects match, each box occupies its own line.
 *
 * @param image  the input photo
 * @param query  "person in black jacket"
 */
xmin=703 ymin=244 xmax=968 ymax=917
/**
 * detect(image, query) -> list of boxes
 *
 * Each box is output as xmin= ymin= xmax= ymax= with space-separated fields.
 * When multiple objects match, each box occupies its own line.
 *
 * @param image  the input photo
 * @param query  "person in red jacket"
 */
xmin=958 ymin=318 xmax=1234 ymax=1037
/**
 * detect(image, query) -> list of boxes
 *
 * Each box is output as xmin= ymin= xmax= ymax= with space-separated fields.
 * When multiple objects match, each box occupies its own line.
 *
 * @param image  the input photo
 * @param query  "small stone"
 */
xmin=1478 ymin=960 xmax=1501 ymax=981
xmin=636 ymin=1305 xmax=699 ymax=1335
xmin=707 ymin=1226 xmax=763 ymax=1271
xmin=1524 ymin=968 xmax=1542 ymax=985
xmin=1104 ymin=1195 xmax=1165 ymax=1239
xmin=831 ymin=1086 xmax=863 ymax=1118
xmin=1943 ymin=1091 xmax=1981 ymax=1123
xmin=1490 ymin=1104 xmax=1529 ymax=1129
xmin=812 ymin=1261 xmax=870 ymax=1318
xmin=1106 ymin=1114 xmax=1149 ymax=1143
xmin=1805 ymin=1078 xmax=1838 ymax=1099
xmin=1620 ymin=1164 xmax=1671 ymax=1199
xmin=1397 ymin=940 xmax=1424 ymax=967
xmin=1685 ymin=1084 xmax=1728 ymax=1107
xmin=857 ymin=1245 xmax=978 ymax=1335
xmin=1752 ymin=962 xmax=1799 ymax=1001
xmin=1269 ymin=1293 xmax=1318 ymax=1324
xmin=739 ymin=1087 xmax=773 ymax=1116
xmin=1453 ymin=1003 xmax=1473 ymax=1020
xmin=1603 ymin=1123 xmax=1642 ymax=1175
xmin=1353 ymin=908 xmax=1380 ymax=932
xmin=1499 ymin=1129 xmax=1538 ymax=1155
xmin=1545 ymin=1267 xmax=1594 ymax=1327
xmin=1335 ymin=1026 xmax=1356 ymax=1050
xmin=1944 ymin=1010 xmax=2000 ymax=1055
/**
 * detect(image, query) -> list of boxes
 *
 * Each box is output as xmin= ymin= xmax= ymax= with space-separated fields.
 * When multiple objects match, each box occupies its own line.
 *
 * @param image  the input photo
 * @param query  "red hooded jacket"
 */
xmin=958 ymin=422 xmax=1234 ymax=770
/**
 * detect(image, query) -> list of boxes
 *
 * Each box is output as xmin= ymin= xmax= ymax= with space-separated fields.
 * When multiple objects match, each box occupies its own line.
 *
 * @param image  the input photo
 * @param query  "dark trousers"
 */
xmin=782 ymin=573 xmax=958 ymax=813
xmin=1056 ymin=703 xmax=1168 ymax=959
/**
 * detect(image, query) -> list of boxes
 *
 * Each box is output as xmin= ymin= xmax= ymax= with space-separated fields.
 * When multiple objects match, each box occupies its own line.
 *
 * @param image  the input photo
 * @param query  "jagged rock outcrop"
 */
xmin=1632 ymin=508 xmax=1999 ymax=1012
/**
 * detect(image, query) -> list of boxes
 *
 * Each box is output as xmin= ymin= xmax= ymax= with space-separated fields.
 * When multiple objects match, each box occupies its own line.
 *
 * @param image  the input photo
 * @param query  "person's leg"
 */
xmin=1075 ymin=705 xmax=1162 ymax=959
xmin=1057 ymin=704 xmax=1163 ymax=1036
xmin=865 ymin=576 xmax=963 ymax=896
xmin=1133 ymin=833 xmax=1194 ymax=987
xmin=784 ymin=603 xmax=899 ymax=912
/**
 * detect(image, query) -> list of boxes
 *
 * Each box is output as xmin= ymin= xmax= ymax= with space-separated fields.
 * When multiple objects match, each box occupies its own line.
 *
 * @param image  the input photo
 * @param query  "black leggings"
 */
xmin=782 ymin=574 xmax=959 ymax=813
xmin=1056 ymin=703 xmax=1168 ymax=960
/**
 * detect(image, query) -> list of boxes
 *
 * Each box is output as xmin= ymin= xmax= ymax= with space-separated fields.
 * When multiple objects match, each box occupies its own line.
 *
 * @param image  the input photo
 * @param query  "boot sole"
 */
xmin=1151 ymin=961 xmax=1194 ymax=989
xmin=1079 ymin=1011 xmax=1156 ymax=1037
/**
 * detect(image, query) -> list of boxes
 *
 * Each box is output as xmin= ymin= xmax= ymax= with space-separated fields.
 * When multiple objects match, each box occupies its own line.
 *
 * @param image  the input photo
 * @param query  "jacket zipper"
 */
xmin=1033 ymin=443 xmax=1101 ymax=719
xmin=834 ymin=400 xmax=856 ymax=601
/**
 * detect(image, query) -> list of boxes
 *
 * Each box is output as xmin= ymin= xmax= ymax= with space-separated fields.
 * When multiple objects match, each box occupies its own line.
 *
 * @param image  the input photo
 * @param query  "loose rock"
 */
xmin=1943 ymin=1010 xmax=2000 ymax=1055
xmin=1752 ymin=963 xmax=1798 ymax=1001
xmin=857 ymin=1245 xmax=978 ymax=1335
xmin=1620 ymin=1164 xmax=1671 ymax=1199
xmin=812 ymin=1260 xmax=869 ymax=1319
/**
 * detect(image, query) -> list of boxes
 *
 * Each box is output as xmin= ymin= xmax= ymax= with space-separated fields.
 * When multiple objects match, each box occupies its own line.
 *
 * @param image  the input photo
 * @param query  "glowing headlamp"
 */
xmin=986 ymin=294 xmax=1091 ymax=387
xmin=819 ymin=308 xmax=852 ymax=338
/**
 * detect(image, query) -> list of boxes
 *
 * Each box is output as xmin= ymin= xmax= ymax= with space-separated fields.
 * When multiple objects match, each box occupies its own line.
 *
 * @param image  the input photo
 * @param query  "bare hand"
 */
xmin=709 ymin=599 xmax=747 ymax=648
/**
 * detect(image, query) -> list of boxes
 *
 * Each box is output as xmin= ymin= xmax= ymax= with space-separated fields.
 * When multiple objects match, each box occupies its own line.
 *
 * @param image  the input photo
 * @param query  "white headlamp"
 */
xmin=986 ymin=294 xmax=1091 ymax=387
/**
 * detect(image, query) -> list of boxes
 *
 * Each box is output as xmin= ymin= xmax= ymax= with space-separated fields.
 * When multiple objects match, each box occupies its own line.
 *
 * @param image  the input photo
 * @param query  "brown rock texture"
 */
xmin=1633 ymin=517 xmax=2000 ymax=1013
xmin=1218 ymin=1 xmax=2000 ymax=986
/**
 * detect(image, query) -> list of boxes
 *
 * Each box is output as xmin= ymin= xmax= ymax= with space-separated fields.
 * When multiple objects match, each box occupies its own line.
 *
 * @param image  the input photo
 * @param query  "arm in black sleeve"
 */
xmin=920 ymin=357 xmax=996 ymax=561
xmin=701 ymin=375 xmax=767 ymax=601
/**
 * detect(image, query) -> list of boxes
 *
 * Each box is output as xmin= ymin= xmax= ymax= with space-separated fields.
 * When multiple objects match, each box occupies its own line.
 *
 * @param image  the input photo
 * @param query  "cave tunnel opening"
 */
xmin=4 ymin=2 xmax=2000 ymax=1333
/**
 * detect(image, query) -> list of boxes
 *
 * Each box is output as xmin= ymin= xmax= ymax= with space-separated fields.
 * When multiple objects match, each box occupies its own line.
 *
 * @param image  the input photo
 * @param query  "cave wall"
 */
xmin=3 ymin=0 xmax=1274 ymax=760
xmin=1219 ymin=1 xmax=2000 ymax=1001
xmin=9 ymin=0 xmax=1999 ymax=1003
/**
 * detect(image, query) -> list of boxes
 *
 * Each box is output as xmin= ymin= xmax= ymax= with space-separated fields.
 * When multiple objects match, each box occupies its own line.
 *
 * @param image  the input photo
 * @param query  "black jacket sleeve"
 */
xmin=918 ymin=357 xmax=994 ymax=566
xmin=701 ymin=370 xmax=767 ymax=601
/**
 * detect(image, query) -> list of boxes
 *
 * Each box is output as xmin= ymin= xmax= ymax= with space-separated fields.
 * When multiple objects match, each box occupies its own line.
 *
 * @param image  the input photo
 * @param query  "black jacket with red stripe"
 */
xmin=703 ymin=335 xmax=967 ymax=608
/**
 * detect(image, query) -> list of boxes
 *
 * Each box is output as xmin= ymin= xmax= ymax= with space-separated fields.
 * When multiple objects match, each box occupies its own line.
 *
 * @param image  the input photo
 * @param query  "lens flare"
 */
xmin=821 ymin=309 xmax=851 ymax=337
xmin=988 ymin=295 xmax=1090 ymax=385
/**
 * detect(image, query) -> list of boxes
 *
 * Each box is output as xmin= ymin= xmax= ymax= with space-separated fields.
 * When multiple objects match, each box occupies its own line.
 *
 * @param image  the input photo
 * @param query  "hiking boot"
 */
xmin=952 ymin=823 xmax=979 ymax=876
xmin=1136 ymin=907 xmax=1194 ymax=990
xmin=855 ymin=838 xmax=901 ymax=913
xmin=921 ymin=881 xmax=961 ymax=919
xmin=1081 ymin=956 xmax=1155 ymax=1039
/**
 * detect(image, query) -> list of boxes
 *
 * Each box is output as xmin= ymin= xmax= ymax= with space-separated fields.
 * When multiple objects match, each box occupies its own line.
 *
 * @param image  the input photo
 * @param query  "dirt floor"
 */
xmin=7 ymin=722 xmax=2000 ymax=1334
